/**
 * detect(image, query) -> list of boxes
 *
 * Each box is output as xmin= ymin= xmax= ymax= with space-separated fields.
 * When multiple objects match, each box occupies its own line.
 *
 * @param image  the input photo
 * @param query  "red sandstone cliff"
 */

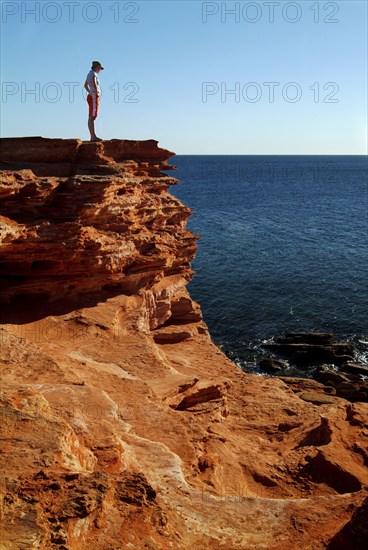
xmin=0 ymin=138 xmax=367 ymax=550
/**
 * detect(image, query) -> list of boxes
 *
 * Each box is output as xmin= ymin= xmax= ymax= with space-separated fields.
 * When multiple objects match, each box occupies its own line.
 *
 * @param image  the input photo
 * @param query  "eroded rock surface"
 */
xmin=0 ymin=138 xmax=367 ymax=549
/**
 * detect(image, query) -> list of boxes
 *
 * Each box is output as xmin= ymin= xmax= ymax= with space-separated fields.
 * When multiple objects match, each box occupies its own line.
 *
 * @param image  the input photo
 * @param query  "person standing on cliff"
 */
xmin=84 ymin=61 xmax=104 ymax=142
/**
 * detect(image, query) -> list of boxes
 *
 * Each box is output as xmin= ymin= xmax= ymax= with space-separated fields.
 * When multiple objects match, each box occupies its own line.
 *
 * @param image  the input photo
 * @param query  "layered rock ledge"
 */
xmin=260 ymin=333 xmax=368 ymax=403
xmin=0 ymin=138 xmax=367 ymax=550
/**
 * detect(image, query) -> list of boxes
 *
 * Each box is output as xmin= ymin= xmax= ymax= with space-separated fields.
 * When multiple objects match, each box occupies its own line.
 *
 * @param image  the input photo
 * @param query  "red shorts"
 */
xmin=87 ymin=94 xmax=100 ymax=118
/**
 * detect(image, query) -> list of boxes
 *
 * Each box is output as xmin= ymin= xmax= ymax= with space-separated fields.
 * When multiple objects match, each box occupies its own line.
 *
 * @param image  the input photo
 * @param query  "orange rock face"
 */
xmin=0 ymin=138 xmax=367 ymax=549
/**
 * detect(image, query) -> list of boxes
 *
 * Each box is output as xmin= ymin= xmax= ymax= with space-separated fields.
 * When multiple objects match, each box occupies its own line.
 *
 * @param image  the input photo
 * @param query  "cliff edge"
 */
xmin=0 ymin=138 xmax=367 ymax=549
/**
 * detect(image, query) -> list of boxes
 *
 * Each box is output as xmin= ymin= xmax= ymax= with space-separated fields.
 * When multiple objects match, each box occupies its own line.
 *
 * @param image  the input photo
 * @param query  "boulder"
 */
xmin=259 ymin=357 xmax=289 ymax=373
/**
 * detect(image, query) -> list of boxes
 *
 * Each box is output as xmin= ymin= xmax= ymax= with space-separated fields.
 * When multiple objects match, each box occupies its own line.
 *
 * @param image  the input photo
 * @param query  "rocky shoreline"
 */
xmin=258 ymin=333 xmax=368 ymax=403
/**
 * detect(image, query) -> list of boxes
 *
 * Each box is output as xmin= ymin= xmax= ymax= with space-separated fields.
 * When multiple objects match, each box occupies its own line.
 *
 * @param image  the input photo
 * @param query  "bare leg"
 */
xmin=88 ymin=116 xmax=97 ymax=140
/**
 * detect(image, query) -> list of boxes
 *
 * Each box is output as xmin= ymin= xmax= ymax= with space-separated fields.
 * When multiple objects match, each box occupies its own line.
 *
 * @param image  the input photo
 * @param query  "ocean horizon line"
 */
xmin=172 ymin=153 xmax=368 ymax=157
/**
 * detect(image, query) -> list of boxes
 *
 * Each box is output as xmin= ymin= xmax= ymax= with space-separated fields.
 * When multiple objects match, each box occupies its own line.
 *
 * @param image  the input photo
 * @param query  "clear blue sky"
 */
xmin=1 ymin=0 xmax=367 ymax=153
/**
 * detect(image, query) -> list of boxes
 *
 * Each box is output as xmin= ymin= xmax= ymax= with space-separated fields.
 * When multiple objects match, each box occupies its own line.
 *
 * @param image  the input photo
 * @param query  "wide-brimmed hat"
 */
xmin=92 ymin=61 xmax=104 ymax=70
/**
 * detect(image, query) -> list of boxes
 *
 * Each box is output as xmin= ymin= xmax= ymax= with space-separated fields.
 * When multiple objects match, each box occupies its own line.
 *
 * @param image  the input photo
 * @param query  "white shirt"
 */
xmin=86 ymin=70 xmax=100 ymax=96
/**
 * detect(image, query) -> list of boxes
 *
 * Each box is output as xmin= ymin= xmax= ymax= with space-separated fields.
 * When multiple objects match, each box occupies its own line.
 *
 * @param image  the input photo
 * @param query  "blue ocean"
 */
xmin=166 ymin=156 xmax=368 ymax=370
